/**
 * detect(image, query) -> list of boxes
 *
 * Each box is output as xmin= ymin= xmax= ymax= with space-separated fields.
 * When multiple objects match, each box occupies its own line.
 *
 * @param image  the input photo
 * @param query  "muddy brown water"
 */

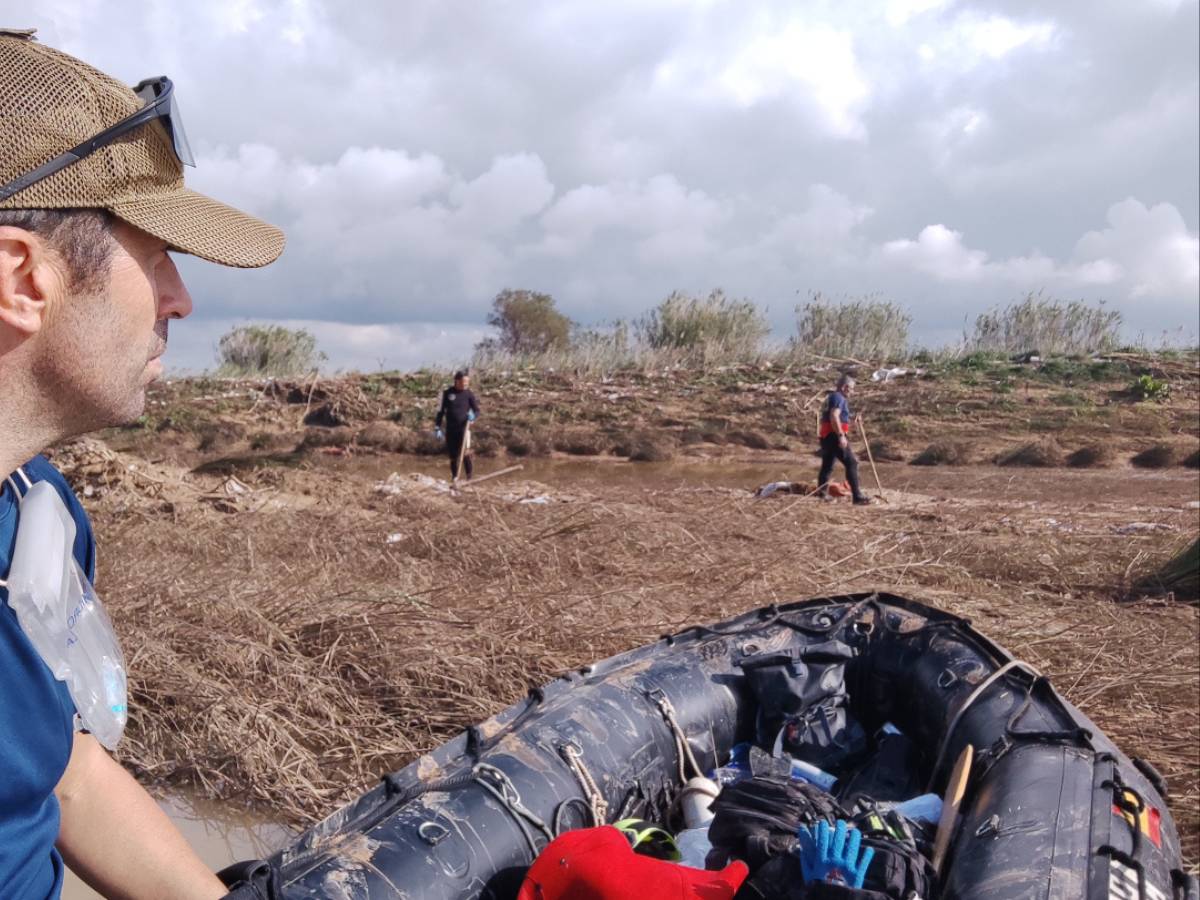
xmin=61 ymin=793 xmax=291 ymax=899
xmin=331 ymin=452 xmax=1200 ymax=507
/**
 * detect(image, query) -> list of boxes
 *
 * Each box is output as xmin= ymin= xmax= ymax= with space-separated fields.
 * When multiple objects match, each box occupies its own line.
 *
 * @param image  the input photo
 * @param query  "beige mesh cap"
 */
xmin=0 ymin=29 xmax=284 ymax=268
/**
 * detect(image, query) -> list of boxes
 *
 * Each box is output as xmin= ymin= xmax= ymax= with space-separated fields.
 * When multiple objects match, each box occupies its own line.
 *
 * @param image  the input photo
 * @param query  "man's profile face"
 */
xmin=840 ymin=382 xmax=854 ymax=397
xmin=34 ymin=221 xmax=193 ymax=431
xmin=456 ymin=375 xmax=469 ymax=390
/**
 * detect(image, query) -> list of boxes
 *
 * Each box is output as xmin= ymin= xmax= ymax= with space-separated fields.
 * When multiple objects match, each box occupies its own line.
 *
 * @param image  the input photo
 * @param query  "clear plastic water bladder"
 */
xmin=5 ymin=480 xmax=127 ymax=749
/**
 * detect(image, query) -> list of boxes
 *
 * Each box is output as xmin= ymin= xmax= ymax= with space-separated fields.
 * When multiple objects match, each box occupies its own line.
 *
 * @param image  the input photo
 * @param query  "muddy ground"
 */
xmin=51 ymin=353 xmax=1200 ymax=868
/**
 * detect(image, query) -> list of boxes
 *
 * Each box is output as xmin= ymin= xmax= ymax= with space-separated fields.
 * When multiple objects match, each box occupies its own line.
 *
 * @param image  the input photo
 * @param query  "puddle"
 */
xmin=329 ymin=453 xmax=1200 ymax=505
xmin=61 ymin=792 xmax=290 ymax=899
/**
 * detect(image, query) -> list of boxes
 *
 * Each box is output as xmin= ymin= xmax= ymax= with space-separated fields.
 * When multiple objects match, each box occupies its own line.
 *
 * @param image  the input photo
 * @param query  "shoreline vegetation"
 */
xmin=211 ymin=292 xmax=1193 ymax=382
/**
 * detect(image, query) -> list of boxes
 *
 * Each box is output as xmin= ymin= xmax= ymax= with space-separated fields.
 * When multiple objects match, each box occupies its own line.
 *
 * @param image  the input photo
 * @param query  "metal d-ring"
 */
xmin=418 ymin=820 xmax=450 ymax=846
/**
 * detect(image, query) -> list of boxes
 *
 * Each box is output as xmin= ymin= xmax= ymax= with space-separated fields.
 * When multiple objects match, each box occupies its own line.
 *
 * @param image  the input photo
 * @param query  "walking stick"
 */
xmin=857 ymin=416 xmax=886 ymax=501
xmin=453 ymin=422 xmax=471 ymax=485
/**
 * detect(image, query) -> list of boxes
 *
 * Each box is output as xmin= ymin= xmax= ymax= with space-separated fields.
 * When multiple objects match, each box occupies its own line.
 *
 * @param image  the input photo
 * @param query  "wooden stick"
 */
xmin=456 ymin=464 xmax=524 ymax=488
xmin=858 ymin=417 xmax=886 ymax=500
xmin=932 ymin=743 xmax=974 ymax=876
xmin=452 ymin=422 xmax=471 ymax=485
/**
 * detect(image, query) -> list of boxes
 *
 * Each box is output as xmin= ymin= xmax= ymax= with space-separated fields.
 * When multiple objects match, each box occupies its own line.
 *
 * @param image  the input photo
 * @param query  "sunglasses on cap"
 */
xmin=0 ymin=75 xmax=194 ymax=203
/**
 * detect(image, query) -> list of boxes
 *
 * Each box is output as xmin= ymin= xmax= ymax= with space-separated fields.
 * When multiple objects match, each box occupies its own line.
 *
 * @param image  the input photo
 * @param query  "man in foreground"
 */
xmin=1 ymin=29 xmax=283 ymax=898
xmin=435 ymin=369 xmax=481 ymax=481
xmin=816 ymin=375 xmax=872 ymax=506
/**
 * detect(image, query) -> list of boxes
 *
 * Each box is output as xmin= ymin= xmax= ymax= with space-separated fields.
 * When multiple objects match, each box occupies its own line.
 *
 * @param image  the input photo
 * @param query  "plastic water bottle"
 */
xmin=676 ymin=825 xmax=713 ymax=869
xmin=680 ymin=776 xmax=720 ymax=828
xmin=788 ymin=758 xmax=837 ymax=792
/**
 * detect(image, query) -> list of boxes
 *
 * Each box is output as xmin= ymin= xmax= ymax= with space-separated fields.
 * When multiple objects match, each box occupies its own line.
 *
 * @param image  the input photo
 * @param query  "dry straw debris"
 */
xmin=73 ymin=453 xmax=1200 ymax=867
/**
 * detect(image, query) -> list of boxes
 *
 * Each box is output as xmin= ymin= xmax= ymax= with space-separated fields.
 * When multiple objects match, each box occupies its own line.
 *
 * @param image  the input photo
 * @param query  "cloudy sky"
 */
xmin=14 ymin=0 xmax=1200 ymax=371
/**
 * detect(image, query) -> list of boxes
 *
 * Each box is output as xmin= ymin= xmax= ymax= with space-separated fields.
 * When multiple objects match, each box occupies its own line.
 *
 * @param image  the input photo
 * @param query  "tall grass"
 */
xmin=791 ymin=293 xmax=912 ymax=361
xmin=636 ymin=289 xmax=769 ymax=360
xmin=216 ymin=325 xmax=325 ymax=377
xmin=970 ymin=294 xmax=1122 ymax=356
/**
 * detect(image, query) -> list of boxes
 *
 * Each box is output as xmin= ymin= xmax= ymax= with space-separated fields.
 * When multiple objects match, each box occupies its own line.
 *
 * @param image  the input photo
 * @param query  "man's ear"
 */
xmin=0 ymin=226 xmax=61 ymax=336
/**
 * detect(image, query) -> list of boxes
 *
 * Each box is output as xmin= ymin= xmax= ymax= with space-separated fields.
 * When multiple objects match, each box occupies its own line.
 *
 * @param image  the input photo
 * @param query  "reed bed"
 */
xmin=75 ymin=454 xmax=1200 ymax=867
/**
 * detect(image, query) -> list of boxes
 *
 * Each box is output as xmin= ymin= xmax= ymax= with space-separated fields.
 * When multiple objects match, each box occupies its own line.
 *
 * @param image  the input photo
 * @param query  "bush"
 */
xmin=1130 ymin=374 xmax=1171 ymax=402
xmin=216 ymin=325 xmax=324 ymax=377
xmin=911 ymin=442 xmax=972 ymax=466
xmin=866 ymin=440 xmax=905 ymax=462
xmin=480 ymin=289 xmax=573 ymax=355
xmin=995 ymin=439 xmax=1063 ymax=468
xmin=792 ymin=293 xmax=911 ymax=361
xmin=636 ymin=289 xmax=768 ymax=359
xmin=1130 ymin=444 xmax=1176 ymax=468
xmin=969 ymin=294 xmax=1122 ymax=357
xmin=1066 ymin=444 xmax=1115 ymax=468
xmin=1133 ymin=538 xmax=1198 ymax=604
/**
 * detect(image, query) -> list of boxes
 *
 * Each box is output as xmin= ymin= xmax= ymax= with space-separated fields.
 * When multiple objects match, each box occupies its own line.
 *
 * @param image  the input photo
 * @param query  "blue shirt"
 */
xmin=822 ymin=391 xmax=852 ymax=431
xmin=1 ymin=457 xmax=93 ymax=900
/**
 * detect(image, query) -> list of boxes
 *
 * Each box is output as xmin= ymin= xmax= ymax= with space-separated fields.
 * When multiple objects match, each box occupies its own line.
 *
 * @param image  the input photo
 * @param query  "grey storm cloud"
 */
xmin=12 ymin=0 xmax=1200 ymax=370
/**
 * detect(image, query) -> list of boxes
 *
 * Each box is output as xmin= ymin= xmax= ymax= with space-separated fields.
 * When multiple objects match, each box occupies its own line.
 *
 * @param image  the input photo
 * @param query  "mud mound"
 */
xmin=505 ymin=429 xmax=553 ymax=457
xmin=49 ymin=438 xmax=183 ymax=501
xmin=1131 ymin=444 xmax=1176 ymax=469
xmin=1066 ymin=444 xmax=1115 ymax=468
xmin=911 ymin=442 xmax=972 ymax=466
xmin=725 ymin=430 xmax=771 ymax=450
xmin=615 ymin=433 xmax=675 ymax=462
xmin=553 ymin=430 xmax=611 ymax=456
xmin=996 ymin=440 xmax=1063 ymax=468
xmin=355 ymin=422 xmax=408 ymax=453
xmin=300 ymin=426 xmax=356 ymax=449
xmin=867 ymin=440 xmax=905 ymax=462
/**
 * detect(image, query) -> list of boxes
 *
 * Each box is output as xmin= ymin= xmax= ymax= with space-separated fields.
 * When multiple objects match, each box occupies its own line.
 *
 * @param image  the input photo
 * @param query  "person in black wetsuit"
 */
xmin=817 ymin=374 xmax=871 ymax=505
xmin=435 ymin=370 xmax=481 ymax=480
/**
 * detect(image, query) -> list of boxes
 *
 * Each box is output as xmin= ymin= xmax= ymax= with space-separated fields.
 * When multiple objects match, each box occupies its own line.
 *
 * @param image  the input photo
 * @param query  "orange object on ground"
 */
xmin=827 ymin=481 xmax=852 ymax=498
xmin=517 ymin=826 xmax=748 ymax=900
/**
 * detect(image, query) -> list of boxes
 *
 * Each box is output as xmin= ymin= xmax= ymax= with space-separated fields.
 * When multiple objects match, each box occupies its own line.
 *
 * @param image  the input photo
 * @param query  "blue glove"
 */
xmin=797 ymin=820 xmax=874 ymax=889
xmin=467 ymin=411 xmax=476 ymax=422
xmin=435 ymin=428 xmax=444 ymax=441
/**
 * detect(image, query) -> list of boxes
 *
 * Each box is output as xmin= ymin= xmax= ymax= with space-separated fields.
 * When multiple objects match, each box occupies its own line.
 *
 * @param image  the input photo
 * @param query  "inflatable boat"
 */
xmin=228 ymin=592 xmax=1196 ymax=899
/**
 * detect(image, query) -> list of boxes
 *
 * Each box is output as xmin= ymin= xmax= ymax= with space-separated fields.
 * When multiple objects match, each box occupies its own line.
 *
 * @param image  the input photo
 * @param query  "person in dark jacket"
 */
xmin=817 ymin=374 xmax=871 ymax=505
xmin=435 ymin=370 xmax=481 ymax=480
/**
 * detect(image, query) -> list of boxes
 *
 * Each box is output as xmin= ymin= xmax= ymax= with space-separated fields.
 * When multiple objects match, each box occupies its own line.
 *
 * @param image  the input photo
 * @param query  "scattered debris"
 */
xmin=1112 ymin=522 xmax=1177 ymax=535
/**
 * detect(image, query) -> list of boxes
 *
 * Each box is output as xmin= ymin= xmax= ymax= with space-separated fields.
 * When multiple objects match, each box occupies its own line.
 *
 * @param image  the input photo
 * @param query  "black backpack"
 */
xmin=736 ymin=641 xmax=867 ymax=771
xmin=707 ymin=775 xmax=844 ymax=872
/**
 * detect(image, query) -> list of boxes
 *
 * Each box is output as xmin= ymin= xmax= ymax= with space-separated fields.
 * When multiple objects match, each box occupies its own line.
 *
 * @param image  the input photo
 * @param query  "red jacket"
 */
xmin=517 ymin=826 xmax=748 ymax=900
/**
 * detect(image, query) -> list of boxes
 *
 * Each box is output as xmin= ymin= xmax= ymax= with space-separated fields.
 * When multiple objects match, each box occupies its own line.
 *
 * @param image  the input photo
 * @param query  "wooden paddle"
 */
xmin=932 ymin=743 xmax=974 ymax=876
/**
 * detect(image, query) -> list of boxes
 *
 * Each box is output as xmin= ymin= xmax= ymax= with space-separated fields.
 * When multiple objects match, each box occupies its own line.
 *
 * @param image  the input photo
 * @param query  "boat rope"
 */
xmin=647 ymin=690 xmax=704 ymax=784
xmin=472 ymin=763 xmax=554 ymax=860
xmin=558 ymin=742 xmax=608 ymax=827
